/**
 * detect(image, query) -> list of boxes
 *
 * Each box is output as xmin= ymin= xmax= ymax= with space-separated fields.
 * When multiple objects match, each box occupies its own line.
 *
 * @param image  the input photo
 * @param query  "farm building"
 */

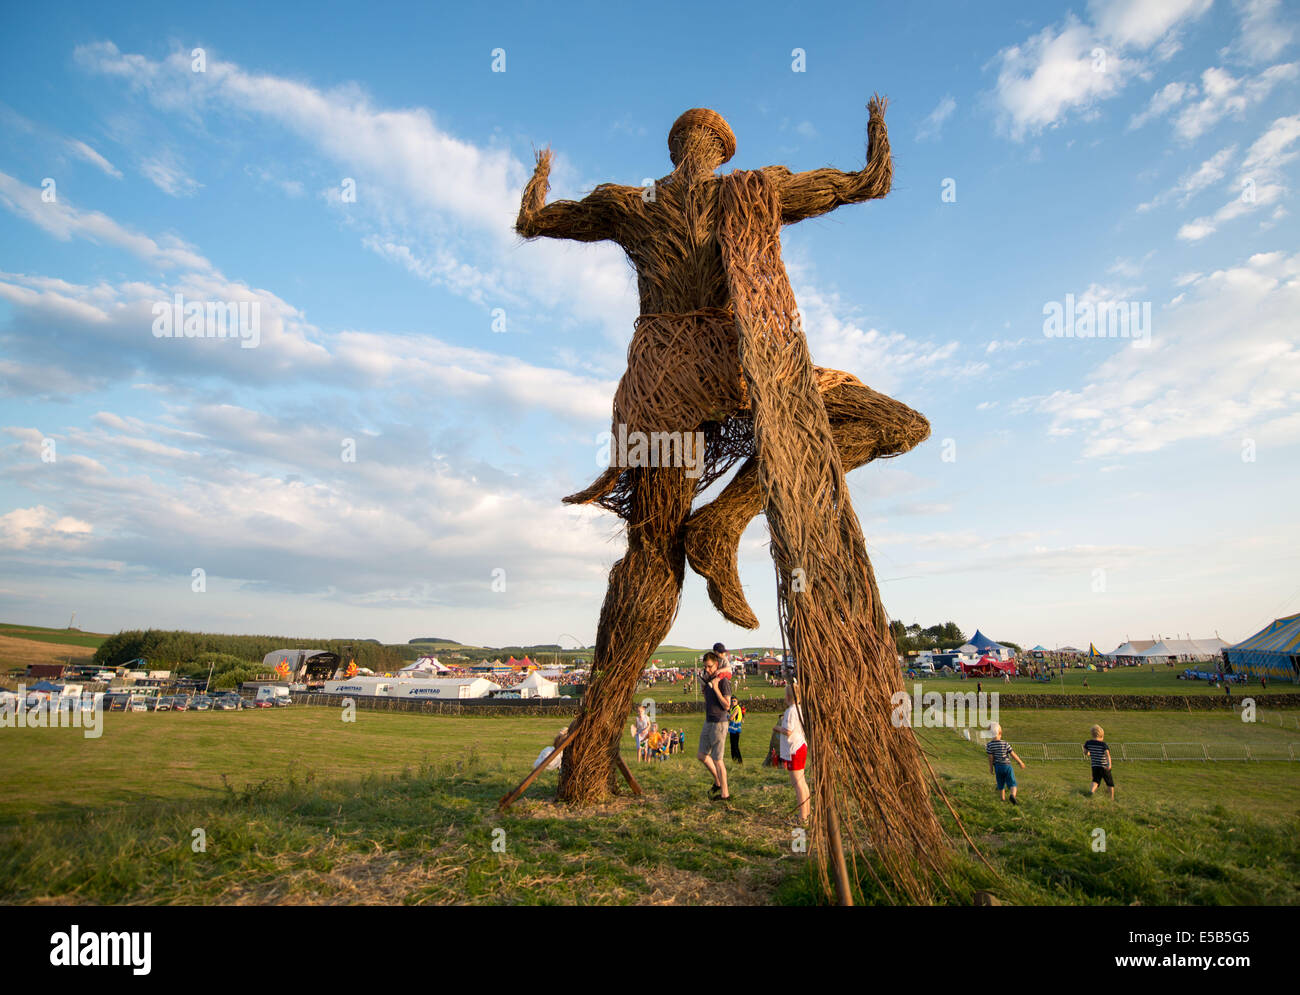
xmin=1224 ymin=613 xmax=1300 ymax=684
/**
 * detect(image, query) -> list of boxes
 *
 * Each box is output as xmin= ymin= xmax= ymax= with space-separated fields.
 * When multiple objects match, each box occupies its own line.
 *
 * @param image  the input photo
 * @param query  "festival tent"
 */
xmin=1138 ymin=639 xmax=1228 ymax=661
xmin=964 ymin=630 xmax=1012 ymax=660
xmin=518 ymin=671 xmax=559 ymax=698
xmin=400 ymin=657 xmax=450 ymax=676
xmin=961 ymin=656 xmax=1014 ymax=677
xmin=1224 ymin=613 xmax=1300 ymax=683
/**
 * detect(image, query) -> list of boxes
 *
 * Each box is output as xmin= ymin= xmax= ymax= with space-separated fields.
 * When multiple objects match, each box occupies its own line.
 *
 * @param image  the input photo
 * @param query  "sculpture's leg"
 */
xmin=558 ymin=465 xmax=694 ymax=804
xmin=685 ymin=378 xmax=929 ymax=628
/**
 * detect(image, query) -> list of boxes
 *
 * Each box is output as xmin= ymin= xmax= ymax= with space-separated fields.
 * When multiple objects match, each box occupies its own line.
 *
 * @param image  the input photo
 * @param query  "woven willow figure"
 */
xmin=517 ymin=98 xmax=946 ymax=902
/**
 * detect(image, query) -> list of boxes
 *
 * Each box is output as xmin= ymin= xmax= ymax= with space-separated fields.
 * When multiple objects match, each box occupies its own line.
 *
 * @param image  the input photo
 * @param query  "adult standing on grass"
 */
xmin=1084 ymin=725 xmax=1115 ymax=799
xmin=697 ymin=651 xmax=732 ymax=801
xmin=774 ymin=682 xmax=809 ymax=823
xmin=728 ymin=695 xmax=745 ymax=763
xmin=986 ymin=723 xmax=1025 ymax=805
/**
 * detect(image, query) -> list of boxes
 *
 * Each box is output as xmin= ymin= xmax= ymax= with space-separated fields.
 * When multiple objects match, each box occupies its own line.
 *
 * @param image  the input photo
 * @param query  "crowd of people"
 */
xmin=524 ymin=642 xmax=810 ymax=824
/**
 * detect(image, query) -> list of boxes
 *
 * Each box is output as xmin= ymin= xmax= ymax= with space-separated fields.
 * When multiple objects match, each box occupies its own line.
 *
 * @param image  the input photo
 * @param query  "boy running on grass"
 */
xmin=986 ymin=722 xmax=1026 ymax=805
xmin=1084 ymin=724 xmax=1115 ymax=799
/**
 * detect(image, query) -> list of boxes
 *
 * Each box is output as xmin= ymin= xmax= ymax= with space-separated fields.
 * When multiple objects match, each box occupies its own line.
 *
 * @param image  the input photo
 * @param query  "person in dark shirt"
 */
xmin=696 ymin=650 xmax=732 ymax=801
xmin=1084 ymin=724 xmax=1114 ymax=799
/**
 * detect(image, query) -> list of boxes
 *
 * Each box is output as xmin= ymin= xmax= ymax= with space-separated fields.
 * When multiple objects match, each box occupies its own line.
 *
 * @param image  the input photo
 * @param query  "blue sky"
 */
xmin=1 ymin=0 xmax=1297 ymax=652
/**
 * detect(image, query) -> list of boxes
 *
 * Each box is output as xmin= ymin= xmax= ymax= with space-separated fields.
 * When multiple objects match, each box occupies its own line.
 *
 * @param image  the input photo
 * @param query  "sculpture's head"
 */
xmin=668 ymin=108 xmax=736 ymax=170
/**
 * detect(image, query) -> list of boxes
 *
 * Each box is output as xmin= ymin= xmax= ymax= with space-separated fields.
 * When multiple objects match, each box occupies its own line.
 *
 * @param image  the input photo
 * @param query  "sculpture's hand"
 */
xmin=866 ymin=94 xmax=889 ymax=169
xmin=531 ymin=147 xmax=554 ymax=180
xmin=769 ymin=92 xmax=892 ymax=225
xmin=515 ymin=146 xmax=633 ymax=244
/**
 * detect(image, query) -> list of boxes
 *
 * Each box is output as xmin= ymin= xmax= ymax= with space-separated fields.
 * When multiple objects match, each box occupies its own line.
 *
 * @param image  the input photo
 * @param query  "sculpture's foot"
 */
xmin=684 ymin=500 xmax=760 ymax=630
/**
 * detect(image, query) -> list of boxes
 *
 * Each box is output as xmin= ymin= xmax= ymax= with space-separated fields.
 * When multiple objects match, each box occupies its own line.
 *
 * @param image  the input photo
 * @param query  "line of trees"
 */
xmin=890 ymin=621 xmax=967 ymax=654
xmin=93 ymin=630 xmax=405 ymax=672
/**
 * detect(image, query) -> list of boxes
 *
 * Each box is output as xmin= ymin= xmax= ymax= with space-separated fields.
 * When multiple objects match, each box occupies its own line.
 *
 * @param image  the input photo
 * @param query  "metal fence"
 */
xmin=1015 ymin=741 xmax=1298 ymax=762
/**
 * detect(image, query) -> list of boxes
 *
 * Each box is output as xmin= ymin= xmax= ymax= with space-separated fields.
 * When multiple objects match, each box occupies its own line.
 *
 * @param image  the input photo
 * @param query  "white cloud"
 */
xmin=1230 ymin=0 xmax=1297 ymax=63
xmin=1030 ymin=251 xmax=1300 ymax=456
xmin=1128 ymin=80 xmax=1193 ymax=130
xmin=66 ymin=139 xmax=122 ymax=178
xmin=1176 ymin=115 xmax=1300 ymax=239
xmin=0 ymin=506 xmax=94 ymax=551
xmin=74 ymin=41 xmax=638 ymax=343
xmin=991 ymin=2 xmax=1212 ymax=139
xmin=1138 ymin=145 xmax=1235 ymax=211
xmin=0 ymin=172 xmax=213 ymax=272
xmin=1172 ymin=63 xmax=1299 ymax=140
xmin=916 ymin=95 xmax=957 ymax=141
xmin=1088 ymin=0 xmax=1213 ymax=49
xmin=141 ymin=155 xmax=202 ymax=197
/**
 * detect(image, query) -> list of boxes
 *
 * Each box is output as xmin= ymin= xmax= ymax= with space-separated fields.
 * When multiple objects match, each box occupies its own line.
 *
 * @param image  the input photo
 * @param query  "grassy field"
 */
xmin=626 ymin=667 xmax=1299 ymax=705
xmin=902 ymin=666 xmax=1296 ymax=695
xmin=0 ymin=634 xmax=97 ymax=672
xmin=0 ymin=622 xmax=109 ymax=649
xmin=0 ymin=705 xmax=1295 ymax=905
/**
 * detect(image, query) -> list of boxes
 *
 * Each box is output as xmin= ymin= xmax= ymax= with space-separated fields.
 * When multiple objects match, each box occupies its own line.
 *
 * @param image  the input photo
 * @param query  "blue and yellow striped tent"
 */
xmin=1225 ymin=613 xmax=1300 ymax=683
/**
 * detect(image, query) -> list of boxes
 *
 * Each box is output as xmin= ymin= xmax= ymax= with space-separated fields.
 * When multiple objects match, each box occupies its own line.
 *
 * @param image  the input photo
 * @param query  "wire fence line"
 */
xmin=1005 ymin=741 xmax=1298 ymax=762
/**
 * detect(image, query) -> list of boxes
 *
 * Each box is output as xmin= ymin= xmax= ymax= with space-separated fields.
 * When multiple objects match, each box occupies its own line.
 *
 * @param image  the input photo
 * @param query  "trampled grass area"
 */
xmin=0 ymin=706 xmax=1295 ymax=904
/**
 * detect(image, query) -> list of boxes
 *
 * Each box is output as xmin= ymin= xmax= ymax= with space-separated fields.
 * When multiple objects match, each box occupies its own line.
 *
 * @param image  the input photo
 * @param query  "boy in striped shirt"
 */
xmin=1084 ymin=725 xmax=1115 ymax=799
xmin=986 ymin=723 xmax=1026 ymax=805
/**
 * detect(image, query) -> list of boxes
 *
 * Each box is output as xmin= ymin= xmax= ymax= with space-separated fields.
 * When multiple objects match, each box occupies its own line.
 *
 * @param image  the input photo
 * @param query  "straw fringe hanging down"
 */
xmin=513 ymin=96 xmax=946 ymax=903
xmin=717 ymin=168 xmax=946 ymax=903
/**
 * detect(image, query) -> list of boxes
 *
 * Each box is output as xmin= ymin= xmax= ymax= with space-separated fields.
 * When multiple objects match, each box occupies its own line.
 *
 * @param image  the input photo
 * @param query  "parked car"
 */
xmin=190 ymin=696 xmax=213 ymax=711
xmin=155 ymin=697 xmax=172 ymax=712
xmin=271 ymin=695 xmax=292 ymax=708
xmin=127 ymin=697 xmax=148 ymax=712
xmin=213 ymin=695 xmax=241 ymax=711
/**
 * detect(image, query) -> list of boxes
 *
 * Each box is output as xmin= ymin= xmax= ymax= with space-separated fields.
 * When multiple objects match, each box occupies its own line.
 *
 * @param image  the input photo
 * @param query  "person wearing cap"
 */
xmin=696 ymin=650 xmax=732 ymax=800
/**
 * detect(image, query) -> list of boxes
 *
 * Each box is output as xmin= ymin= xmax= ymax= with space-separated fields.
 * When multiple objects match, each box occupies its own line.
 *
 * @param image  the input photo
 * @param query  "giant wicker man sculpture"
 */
xmin=517 ymin=99 xmax=946 ymax=902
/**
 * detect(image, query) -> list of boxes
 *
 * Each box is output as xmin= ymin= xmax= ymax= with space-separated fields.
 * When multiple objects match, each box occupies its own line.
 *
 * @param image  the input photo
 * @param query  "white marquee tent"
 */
xmin=400 ymin=657 xmax=450 ymax=676
xmin=518 ymin=672 xmax=559 ymax=698
xmin=1137 ymin=638 xmax=1228 ymax=661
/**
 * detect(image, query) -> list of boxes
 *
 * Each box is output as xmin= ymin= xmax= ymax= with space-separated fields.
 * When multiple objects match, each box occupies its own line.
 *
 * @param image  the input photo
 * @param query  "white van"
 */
xmin=254 ymin=685 xmax=291 ymax=707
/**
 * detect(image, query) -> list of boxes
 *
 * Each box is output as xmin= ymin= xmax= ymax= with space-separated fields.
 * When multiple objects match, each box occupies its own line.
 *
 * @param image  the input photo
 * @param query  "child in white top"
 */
xmin=773 ymin=683 xmax=810 ymax=823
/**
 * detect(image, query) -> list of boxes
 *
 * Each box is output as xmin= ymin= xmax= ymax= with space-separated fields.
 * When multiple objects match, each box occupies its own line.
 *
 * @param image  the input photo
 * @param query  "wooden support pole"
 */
xmin=825 ymin=802 xmax=854 ymax=907
xmin=498 ymin=726 xmax=580 ymax=812
xmin=615 ymin=753 xmax=643 ymax=795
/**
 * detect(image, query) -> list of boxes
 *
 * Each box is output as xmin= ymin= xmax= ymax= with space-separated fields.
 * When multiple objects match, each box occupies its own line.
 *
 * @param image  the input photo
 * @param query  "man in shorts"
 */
xmin=696 ymin=650 xmax=732 ymax=801
xmin=1084 ymin=724 xmax=1115 ymax=799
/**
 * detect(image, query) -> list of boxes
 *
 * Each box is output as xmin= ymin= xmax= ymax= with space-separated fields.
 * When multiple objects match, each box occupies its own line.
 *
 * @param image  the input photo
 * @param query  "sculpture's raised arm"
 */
xmin=766 ymin=95 xmax=893 ymax=226
xmin=515 ymin=148 xmax=631 ymax=243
